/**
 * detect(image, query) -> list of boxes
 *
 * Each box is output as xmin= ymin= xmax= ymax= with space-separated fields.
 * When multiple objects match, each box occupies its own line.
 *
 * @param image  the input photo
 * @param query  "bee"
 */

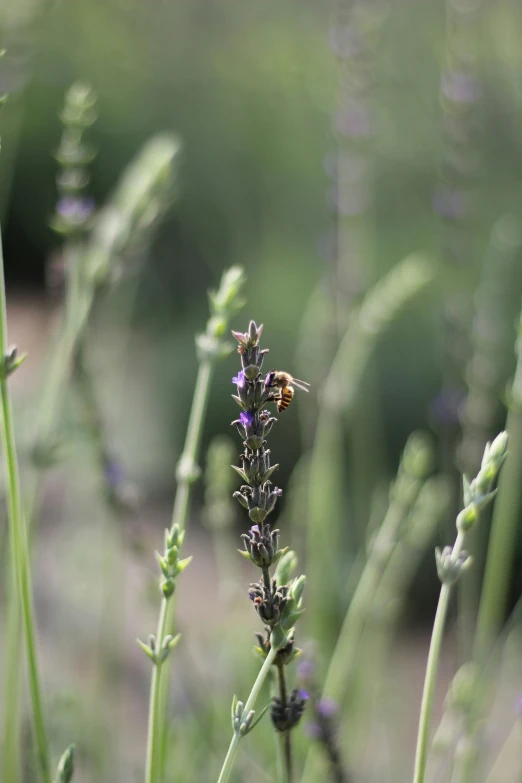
xmin=265 ymin=370 xmax=310 ymax=412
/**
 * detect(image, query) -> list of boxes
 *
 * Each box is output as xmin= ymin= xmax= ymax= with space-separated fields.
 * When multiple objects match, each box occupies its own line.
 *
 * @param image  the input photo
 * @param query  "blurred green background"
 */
xmin=2 ymin=0 xmax=522 ymax=781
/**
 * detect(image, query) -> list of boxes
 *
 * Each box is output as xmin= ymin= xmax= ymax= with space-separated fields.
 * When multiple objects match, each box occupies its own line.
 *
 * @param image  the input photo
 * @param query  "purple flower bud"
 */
xmin=104 ymin=458 xmax=125 ymax=488
xmin=334 ymin=104 xmax=372 ymax=139
xmin=329 ymin=25 xmax=361 ymax=59
xmin=240 ymin=410 xmax=254 ymax=428
xmin=441 ymin=71 xmax=480 ymax=105
xmin=316 ymin=698 xmax=338 ymax=719
xmin=430 ymin=387 xmax=466 ymax=426
xmin=297 ymin=659 xmax=316 ymax=681
xmin=249 ymin=524 xmax=260 ymax=534
xmin=56 ymin=196 xmax=95 ymax=224
xmin=232 ymin=370 xmax=246 ymax=390
xmin=299 ymin=689 xmax=310 ymax=701
xmin=433 ymin=187 xmax=467 ymax=221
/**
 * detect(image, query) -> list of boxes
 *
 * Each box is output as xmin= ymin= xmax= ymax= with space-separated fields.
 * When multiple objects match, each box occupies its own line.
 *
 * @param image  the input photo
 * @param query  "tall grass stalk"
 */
xmin=474 ymin=309 xmax=522 ymax=662
xmin=302 ymin=432 xmax=434 ymax=783
xmin=412 ymin=534 xmax=464 ymax=783
xmin=412 ymin=432 xmax=507 ymax=783
xmin=457 ymin=216 xmax=522 ymax=661
xmin=145 ymin=362 xmax=213 ymax=783
xmin=0 ymin=228 xmax=52 ymax=783
xmin=143 ymin=267 xmax=246 ymax=783
xmin=307 ymin=255 xmax=433 ymax=646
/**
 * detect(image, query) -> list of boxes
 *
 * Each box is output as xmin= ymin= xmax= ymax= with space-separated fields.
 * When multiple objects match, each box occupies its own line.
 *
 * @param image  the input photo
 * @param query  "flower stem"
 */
xmin=217 ymin=645 xmax=278 ymax=783
xmin=473 ymin=414 xmax=522 ymax=663
xmin=0 ymin=227 xmax=52 ymax=783
xmin=144 ymin=599 xmax=169 ymax=783
xmin=145 ymin=360 xmax=214 ymax=783
xmin=412 ymin=532 xmax=465 ymax=783
xmin=2 ymin=246 xmax=90 ymax=782
xmin=276 ymin=664 xmax=293 ymax=783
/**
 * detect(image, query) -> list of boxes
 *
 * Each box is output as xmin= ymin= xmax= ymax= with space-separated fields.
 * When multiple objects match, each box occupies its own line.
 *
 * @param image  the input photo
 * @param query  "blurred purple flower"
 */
xmin=56 ymin=196 xmax=95 ymax=224
xmin=104 ymin=458 xmax=125 ymax=488
xmin=297 ymin=659 xmax=316 ymax=681
xmin=334 ymin=104 xmax=372 ymax=139
xmin=329 ymin=25 xmax=361 ymax=59
xmin=441 ymin=71 xmax=481 ymax=105
xmin=316 ymin=698 xmax=338 ymax=719
xmin=433 ymin=186 xmax=467 ymax=221
xmin=232 ymin=370 xmax=246 ymax=390
xmin=516 ymin=694 xmax=522 ymax=719
xmin=299 ymin=689 xmax=310 ymax=701
xmin=430 ymin=387 xmax=466 ymax=426
xmin=240 ymin=410 xmax=254 ymax=428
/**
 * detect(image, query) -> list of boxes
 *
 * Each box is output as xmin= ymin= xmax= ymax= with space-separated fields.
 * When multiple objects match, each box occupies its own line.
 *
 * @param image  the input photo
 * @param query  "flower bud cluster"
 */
xmin=436 ymin=431 xmax=508 ymax=586
xmin=155 ymin=524 xmax=192 ymax=599
xmin=196 ymin=267 xmax=247 ymax=363
xmin=457 ymin=431 xmax=508 ymax=534
xmin=230 ymin=322 xmax=306 ymax=738
xmin=271 ymin=688 xmax=307 ymax=732
xmin=51 ymin=83 xmax=97 ymax=239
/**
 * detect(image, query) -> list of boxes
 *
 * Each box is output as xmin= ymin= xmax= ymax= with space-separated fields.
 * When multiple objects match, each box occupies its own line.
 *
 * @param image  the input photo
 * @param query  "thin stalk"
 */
xmin=2 ymin=247 xmax=90 ymax=781
xmin=276 ymin=664 xmax=292 ymax=783
xmin=0 ymin=228 xmax=52 ymax=783
xmin=474 ymin=414 xmax=522 ymax=663
xmin=412 ymin=532 xmax=465 ymax=783
xmin=145 ymin=599 xmax=169 ymax=783
xmin=323 ymin=502 xmax=402 ymax=701
xmin=145 ymin=360 xmax=214 ymax=783
xmin=301 ymin=503 xmax=403 ymax=783
xmin=216 ymin=646 xmax=278 ymax=783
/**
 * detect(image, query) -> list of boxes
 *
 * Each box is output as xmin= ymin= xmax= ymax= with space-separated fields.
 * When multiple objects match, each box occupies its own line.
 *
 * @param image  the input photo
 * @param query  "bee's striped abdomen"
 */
xmin=277 ymin=387 xmax=294 ymax=412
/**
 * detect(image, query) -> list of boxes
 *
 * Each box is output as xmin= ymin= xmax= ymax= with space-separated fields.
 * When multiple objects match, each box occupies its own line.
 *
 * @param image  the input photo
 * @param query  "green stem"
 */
xmin=2 ymin=247 xmax=91 ymax=781
xmin=276 ymin=665 xmax=292 ymax=783
xmin=145 ymin=360 xmax=214 ymax=783
xmin=474 ymin=414 xmax=522 ymax=664
xmin=301 ymin=502 xmax=403 ymax=783
xmin=412 ymin=531 xmax=465 ymax=783
xmin=0 ymin=228 xmax=52 ymax=783
xmin=216 ymin=646 xmax=278 ymax=783
xmin=144 ymin=599 xmax=169 ymax=783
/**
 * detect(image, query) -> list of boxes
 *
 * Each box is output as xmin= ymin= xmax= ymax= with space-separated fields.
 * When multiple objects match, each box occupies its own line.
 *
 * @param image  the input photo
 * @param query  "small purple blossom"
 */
xmin=240 ymin=410 xmax=254 ymax=428
xmin=56 ymin=196 xmax=95 ymax=224
xmin=297 ymin=659 xmax=316 ymax=681
xmin=299 ymin=689 xmax=310 ymax=701
xmin=316 ymin=698 xmax=338 ymax=719
xmin=329 ymin=25 xmax=361 ymax=60
xmin=249 ymin=524 xmax=260 ymax=534
xmin=103 ymin=458 xmax=125 ymax=488
xmin=441 ymin=70 xmax=480 ymax=105
xmin=433 ymin=186 xmax=467 ymax=221
xmin=232 ymin=370 xmax=246 ymax=390
xmin=430 ymin=387 xmax=466 ymax=426
xmin=334 ymin=103 xmax=372 ymax=139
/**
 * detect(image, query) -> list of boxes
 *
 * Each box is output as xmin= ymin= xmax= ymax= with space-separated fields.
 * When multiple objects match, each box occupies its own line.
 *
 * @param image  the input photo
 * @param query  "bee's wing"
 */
xmin=292 ymin=378 xmax=310 ymax=392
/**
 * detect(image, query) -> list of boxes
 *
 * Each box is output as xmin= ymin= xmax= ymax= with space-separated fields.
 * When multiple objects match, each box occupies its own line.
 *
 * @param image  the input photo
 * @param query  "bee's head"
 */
xmin=265 ymin=370 xmax=277 ymax=387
